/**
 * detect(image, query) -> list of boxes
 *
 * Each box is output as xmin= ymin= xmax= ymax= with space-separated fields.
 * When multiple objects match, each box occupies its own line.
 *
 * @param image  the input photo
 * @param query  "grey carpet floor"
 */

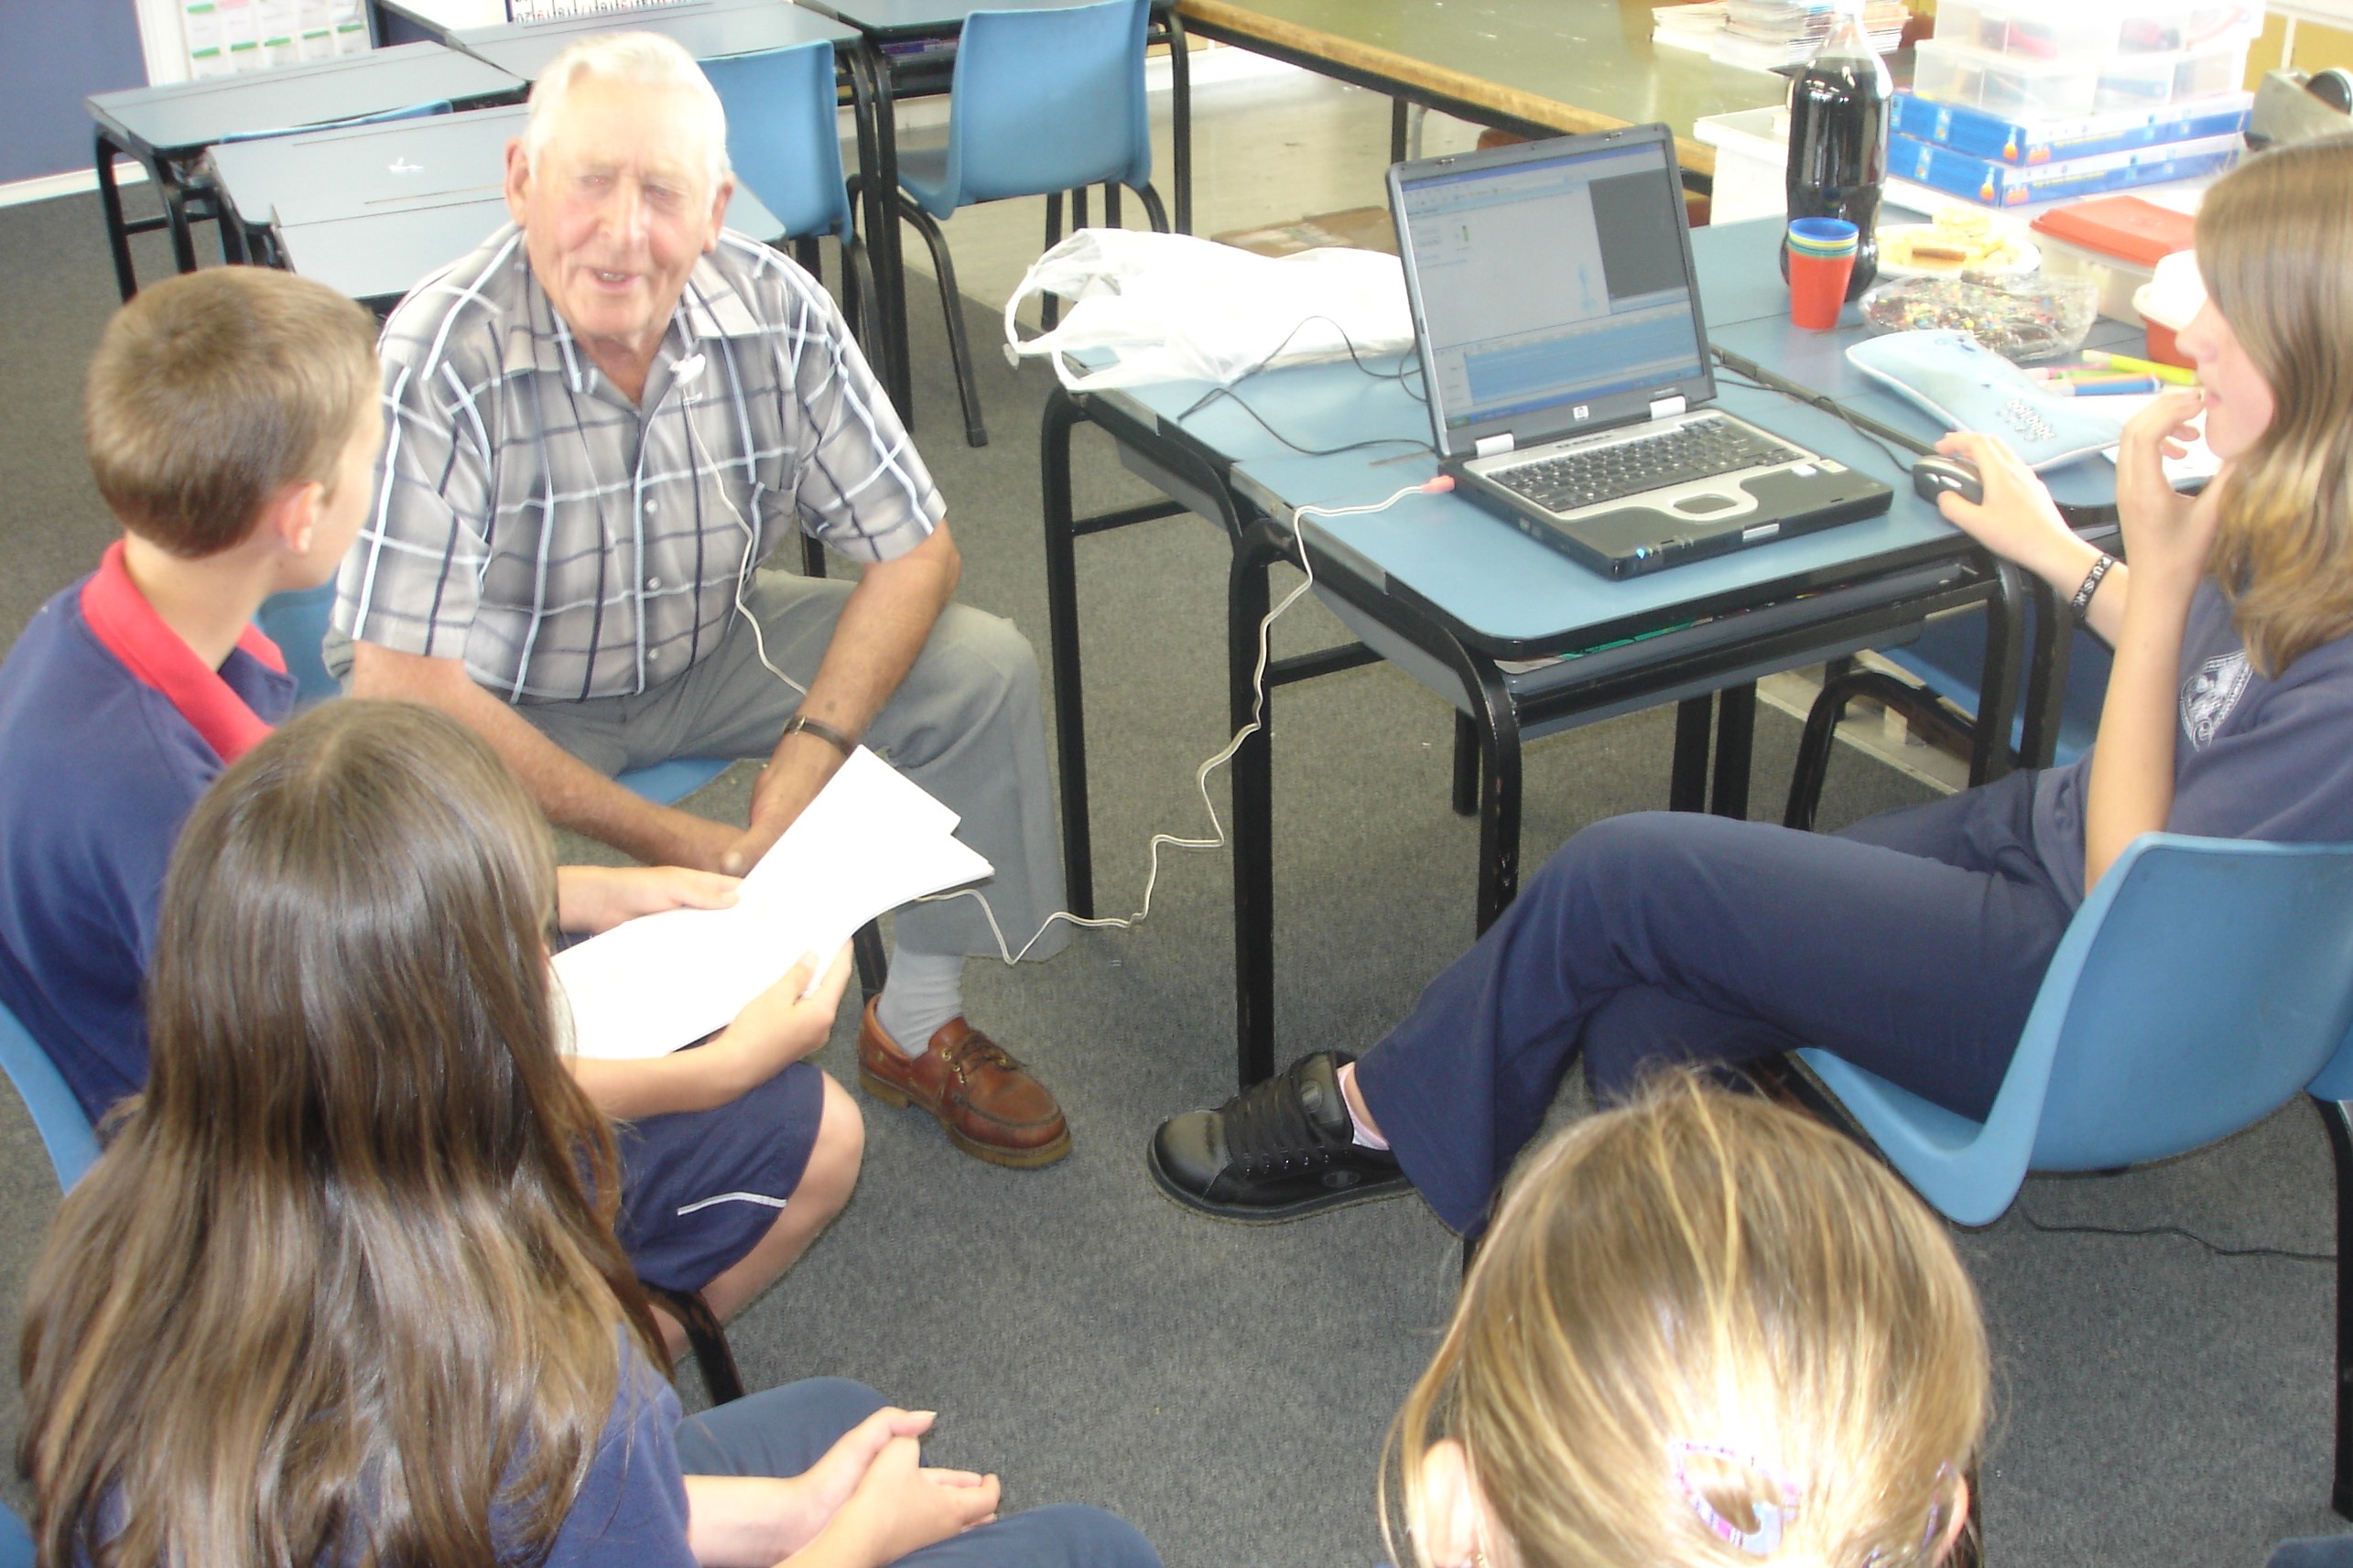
xmin=0 ymin=186 xmax=2345 ymax=1567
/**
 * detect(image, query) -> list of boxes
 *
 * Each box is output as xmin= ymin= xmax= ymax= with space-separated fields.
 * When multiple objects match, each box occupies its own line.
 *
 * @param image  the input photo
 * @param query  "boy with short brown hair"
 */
xmin=0 ymin=265 xmax=380 ymax=1119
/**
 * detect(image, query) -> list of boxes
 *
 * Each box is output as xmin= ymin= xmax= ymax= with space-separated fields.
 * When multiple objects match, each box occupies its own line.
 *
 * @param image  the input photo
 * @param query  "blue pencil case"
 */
xmin=1846 ymin=330 xmax=2121 ymax=470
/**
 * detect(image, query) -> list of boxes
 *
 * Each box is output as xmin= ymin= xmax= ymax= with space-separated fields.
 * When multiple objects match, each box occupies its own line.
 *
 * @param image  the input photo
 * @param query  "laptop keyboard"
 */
xmin=1491 ymin=416 xmax=1804 ymax=514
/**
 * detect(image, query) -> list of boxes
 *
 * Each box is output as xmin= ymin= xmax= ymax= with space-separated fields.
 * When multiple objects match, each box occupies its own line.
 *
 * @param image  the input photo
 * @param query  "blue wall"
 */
xmin=1 ymin=0 xmax=149 ymax=186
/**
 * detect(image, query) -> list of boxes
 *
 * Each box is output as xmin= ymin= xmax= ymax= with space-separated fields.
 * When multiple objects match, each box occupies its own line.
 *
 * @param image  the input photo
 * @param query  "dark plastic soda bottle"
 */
xmin=1782 ymin=0 xmax=1891 ymax=301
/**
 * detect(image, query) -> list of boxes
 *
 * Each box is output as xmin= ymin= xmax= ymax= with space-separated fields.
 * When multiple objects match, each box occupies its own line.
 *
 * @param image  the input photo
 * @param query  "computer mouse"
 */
xmin=1911 ymin=454 xmax=1984 ymax=506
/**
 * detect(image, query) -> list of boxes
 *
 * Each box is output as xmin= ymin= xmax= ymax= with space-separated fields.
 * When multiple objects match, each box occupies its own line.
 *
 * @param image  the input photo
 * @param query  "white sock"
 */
xmin=873 ymin=948 xmax=964 ymax=1054
xmin=1337 ymin=1062 xmax=1389 ymax=1151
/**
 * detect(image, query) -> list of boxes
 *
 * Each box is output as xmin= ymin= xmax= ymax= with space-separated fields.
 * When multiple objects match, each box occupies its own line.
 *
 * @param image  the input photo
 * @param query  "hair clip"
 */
xmin=1669 ymin=1440 xmax=1801 ymax=1557
xmin=1861 ymin=1461 xmax=1962 ymax=1568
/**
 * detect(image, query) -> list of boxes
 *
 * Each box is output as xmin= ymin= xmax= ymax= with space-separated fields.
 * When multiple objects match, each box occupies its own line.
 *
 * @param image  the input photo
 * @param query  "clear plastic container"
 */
xmin=1931 ymin=0 xmax=2120 ymax=63
xmin=2113 ymin=3 xmax=2260 ymax=54
xmin=1913 ymin=38 xmax=2102 ymax=118
xmin=2095 ymin=37 xmax=2255 ymax=110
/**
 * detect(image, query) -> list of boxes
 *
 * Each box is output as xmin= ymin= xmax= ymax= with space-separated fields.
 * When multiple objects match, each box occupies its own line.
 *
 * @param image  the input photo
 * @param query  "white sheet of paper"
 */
xmin=552 ymin=749 xmax=992 ymax=1060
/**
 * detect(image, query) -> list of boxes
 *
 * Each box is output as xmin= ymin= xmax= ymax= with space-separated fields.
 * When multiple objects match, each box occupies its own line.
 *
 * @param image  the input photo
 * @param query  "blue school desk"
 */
xmin=85 ymin=41 xmax=523 ymax=301
xmin=1038 ymin=214 xmax=2126 ymax=1087
xmin=206 ymin=103 xmax=781 ymax=305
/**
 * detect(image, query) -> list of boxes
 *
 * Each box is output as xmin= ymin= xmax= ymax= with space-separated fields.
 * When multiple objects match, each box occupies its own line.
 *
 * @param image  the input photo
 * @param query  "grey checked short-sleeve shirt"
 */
xmin=333 ymin=223 xmax=945 ymax=703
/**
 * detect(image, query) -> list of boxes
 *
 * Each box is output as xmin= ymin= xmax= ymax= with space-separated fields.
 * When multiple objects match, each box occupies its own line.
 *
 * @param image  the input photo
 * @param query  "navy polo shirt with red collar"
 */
xmin=0 ymin=544 xmax=292 ymax=1123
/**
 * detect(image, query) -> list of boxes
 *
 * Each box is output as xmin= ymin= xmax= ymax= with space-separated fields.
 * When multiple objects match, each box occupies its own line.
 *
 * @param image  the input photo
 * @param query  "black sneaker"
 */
xmin=1146 ymin=1052 xmax=1411 ymax=1222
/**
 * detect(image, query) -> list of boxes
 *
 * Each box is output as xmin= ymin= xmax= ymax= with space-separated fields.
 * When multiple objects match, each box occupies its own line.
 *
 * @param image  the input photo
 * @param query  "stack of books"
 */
xmin=1652 ymin=2 xmax=1728 ymax=55
xmin=1708 ymin=0 xmax=1908 ymax=73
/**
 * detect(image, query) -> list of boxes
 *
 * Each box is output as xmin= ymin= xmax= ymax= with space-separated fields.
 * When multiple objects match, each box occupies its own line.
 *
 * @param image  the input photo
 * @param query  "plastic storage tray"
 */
xmin=2095 ymin=38 xmax=2254 ymax=110
xmin=1886 ymin=90 xmax=2251 ymax=165
xmin=1913 ymin=38 xmax=2102 ymax=119
xmin=1890 ymin=130 xmax=2241 ymax=207
xmin=1932 ymin=0 xmax=2120 ymax=63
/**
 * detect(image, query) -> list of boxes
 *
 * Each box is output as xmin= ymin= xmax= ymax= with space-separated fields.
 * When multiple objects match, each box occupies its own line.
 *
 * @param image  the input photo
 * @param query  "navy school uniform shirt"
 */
xmin=0 ymin=544 xmax=293 ymax=1123
xmin=532 ymin=1346 xmax=699 ymax=1568
xmin=2032 ymin=577 xmax=2353 ymax=907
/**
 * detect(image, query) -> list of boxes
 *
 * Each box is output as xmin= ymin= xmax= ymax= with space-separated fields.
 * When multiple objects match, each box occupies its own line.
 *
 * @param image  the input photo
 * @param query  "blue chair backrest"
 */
xmin=701 ymin=43 xmax=857 ymax=243
xmin=255 ymin=582 xmax=342 ymax=709
xmin=253 ymin=585 xmax=725 ymax=804
xmin=939 ymin=0 xmax=1153 ymax=209
xmin=1884 ymin=611 xmax=2112 ymax=767
xmin=0 ymin=996 xmax=99 ymax=1192
xmin=2018 ymin=835 xmax=2353 ymax=1171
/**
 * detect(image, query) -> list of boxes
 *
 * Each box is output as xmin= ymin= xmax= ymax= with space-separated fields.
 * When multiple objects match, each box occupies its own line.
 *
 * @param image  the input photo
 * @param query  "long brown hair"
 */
xmin=19 ymin=701 xmax=664 ymax=1568
xmin=2198 ymin=135 xmax=2353 ymax=675
xmin=1386 ymin=1076 xmax=1989 ymax=1568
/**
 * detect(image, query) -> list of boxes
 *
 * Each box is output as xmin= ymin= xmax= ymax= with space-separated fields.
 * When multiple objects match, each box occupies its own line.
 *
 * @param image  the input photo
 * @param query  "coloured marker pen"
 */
xmin=2082 ymin=351 xmax=2197 ymax=385
xmin=2046 ymin=376 xmax=2162 ymax=396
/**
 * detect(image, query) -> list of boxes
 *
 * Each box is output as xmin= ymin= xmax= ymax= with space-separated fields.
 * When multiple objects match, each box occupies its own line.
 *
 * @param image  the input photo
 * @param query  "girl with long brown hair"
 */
xmin=1154 ymin=134 xmax=2353 ymax=1236
xmin=18 ymin=700 xmax=1156 ymax=1568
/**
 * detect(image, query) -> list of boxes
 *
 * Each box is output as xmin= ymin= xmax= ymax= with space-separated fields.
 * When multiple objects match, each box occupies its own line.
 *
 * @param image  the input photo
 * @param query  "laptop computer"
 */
xmin=1386 ymin=124 xmax=1892 ymax=579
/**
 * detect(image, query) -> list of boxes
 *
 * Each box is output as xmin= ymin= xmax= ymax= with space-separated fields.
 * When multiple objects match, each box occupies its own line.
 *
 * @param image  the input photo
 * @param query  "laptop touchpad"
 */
xmin=1673 ymin=493 xmax=1736 ymax=514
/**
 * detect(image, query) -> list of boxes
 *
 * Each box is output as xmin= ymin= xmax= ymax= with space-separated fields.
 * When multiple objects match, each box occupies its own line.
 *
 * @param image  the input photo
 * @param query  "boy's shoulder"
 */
xmin=0 ymin=577 xmax=245 ymax=844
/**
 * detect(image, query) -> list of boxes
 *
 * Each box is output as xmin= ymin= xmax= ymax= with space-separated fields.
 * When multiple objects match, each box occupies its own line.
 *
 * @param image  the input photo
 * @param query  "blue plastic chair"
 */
xmin=1789 ymin=834 xmax=2353 ymax=1518
xmin=1800 ymin=834 xmax=2353 ymax=1226
xmin=0 ymin=1498 xmax=30 ymax=1568
xmin=1784 ymin=611 xmax=2113 ymax=829
xmin=250 ymin=584 xmax=733 ymax=804
xmin=255 ymin=583 xmax=342 ymax=710
xmin=0 ymin=997 xmax=100 ymax=1192
xmin=699 ymin=44 xmax=890 ymax=393
xmin=874 ymin=0 xmax=1166 ymax=448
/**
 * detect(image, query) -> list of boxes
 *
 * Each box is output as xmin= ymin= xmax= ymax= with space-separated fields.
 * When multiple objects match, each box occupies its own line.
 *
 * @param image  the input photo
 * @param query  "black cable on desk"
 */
xmin=1711 ymin=360 xmax=1918 ymax=477
xmin=1175 ymin=315 xmax=1435 ymax=458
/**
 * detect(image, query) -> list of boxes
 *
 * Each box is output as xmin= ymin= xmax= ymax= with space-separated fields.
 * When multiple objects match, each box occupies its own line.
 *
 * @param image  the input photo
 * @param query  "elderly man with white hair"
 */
xmin=333 ymin=32 xmax=1075 ymax=1194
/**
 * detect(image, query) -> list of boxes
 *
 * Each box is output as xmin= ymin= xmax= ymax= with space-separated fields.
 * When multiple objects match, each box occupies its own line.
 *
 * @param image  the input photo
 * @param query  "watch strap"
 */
xmin=782 ymin=713 xmax=857 ymax=757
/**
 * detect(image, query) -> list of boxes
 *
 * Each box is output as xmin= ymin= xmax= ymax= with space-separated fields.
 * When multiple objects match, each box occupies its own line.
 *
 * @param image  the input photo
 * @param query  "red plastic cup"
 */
xmin=1786 ymin=218 xmax=1859 ymax=331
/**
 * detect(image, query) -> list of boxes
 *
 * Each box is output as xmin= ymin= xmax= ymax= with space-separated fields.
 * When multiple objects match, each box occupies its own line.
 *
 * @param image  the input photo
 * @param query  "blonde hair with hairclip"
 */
xmin=1386 ymin=1076 xmax=1989 ymax=1568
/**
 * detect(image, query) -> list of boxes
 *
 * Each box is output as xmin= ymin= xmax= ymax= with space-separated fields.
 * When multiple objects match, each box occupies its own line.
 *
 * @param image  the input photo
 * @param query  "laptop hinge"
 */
xmin=1473 ymin=434 xmax=1513 ymax=459
xmin=1649 ymin=395 xmax=1688 ymax=420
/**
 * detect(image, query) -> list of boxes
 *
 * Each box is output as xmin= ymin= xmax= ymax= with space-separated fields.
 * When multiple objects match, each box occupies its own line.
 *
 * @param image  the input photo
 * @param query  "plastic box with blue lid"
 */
xmin=1887 ymin=91 xmax=2250 ymax=166
xmin=1889 ymin=129 xmax=2243 ymax=208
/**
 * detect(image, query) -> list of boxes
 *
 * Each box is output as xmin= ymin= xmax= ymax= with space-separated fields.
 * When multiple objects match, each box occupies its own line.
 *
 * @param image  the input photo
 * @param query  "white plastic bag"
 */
xmin=1002 ymin=228 xmax=1414 ymax=392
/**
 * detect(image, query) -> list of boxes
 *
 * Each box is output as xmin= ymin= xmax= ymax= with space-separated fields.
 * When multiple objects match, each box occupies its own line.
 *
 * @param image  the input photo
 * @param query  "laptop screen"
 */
xmin=1392 ymin=130 xmax=1712 ymax=456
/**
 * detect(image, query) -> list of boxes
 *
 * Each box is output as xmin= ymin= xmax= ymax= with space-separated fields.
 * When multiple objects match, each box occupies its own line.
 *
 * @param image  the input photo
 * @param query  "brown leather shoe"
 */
xmin=856 ymin=999 xmax=1071 ymax=1168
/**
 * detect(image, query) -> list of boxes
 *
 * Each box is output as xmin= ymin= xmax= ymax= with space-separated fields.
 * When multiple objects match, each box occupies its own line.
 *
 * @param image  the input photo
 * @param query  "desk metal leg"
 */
xmin=2318 ymin=1097 xmax=2353 ymax=1520
xmin=1230 ymin=531 xmax=1281 ymax=1087
xmin=1709 ymin=682 xmax=1755 ymax=819
xmin=95 ymin=131 xmax=141 ymax=302
xmin=1163 ymin=6 xmax=1192 ymax=234
xmin=1669 ymin=696 xmax=1712 ymax=811
xmin=1390 ymin=97 xmax=1410 ymax=163
xmin=1040 ymin=390 xmax=1097 ymax=920
xmin=1466 ymin=663 xmax=1523 ymax=932
xmin=845 ymin=44 xmax=913 ymax=418
xmin=2017 ymin=575 xmax=2071 ymax=770
xmin=1450 ymin=714 xmax=1479 ymax=816
xmin=1969 ymin=562 xmax=2026 ymax=786
xmin=160 ymin=174 xmax=201 ymax=276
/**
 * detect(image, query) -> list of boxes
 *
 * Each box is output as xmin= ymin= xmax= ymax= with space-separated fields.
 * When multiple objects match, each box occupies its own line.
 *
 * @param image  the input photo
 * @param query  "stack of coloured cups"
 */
xmin=1786 ymin=218 xmax=1860 ymax=331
